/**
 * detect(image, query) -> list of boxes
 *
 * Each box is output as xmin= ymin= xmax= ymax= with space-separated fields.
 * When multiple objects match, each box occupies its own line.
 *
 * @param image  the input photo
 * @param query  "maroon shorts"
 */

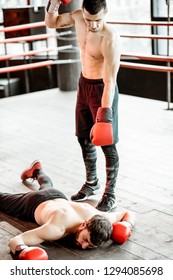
xmin=75 ymin=73 xmax=119 ymax=144
xmin=0 ymin=189 xmax=68 ymax=223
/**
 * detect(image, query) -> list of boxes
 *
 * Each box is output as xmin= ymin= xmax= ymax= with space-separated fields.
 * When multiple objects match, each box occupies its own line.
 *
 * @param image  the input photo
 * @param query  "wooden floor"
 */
xmin=0 ymin=88 xmax=173 ymax=260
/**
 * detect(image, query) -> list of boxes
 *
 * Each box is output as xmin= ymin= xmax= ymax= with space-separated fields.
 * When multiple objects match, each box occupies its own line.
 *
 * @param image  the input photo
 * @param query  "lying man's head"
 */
xmin=75 ymin=215 xmax=112 ymax=249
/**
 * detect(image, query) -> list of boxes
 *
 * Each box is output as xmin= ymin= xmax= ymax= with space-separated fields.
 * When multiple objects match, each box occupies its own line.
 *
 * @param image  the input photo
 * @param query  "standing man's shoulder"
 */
xmin=101 ymin=24 xmax=122 ymax=57
xmin=104 ymin=24 xmax=121 ymax=45
xmin=71 ymin=9 xmax=83 ymax=22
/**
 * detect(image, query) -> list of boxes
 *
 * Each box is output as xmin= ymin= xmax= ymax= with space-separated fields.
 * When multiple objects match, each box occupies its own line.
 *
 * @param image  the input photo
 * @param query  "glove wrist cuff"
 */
xmin=46 ymin=0 xmax=61 ymax=13
xmin=122 ymin=221 xmax=134 ymax=230
xmin=15 ymin=244 xmax=28 ymax=255
xmin=96 ymin=107 xmax=112 ymax=123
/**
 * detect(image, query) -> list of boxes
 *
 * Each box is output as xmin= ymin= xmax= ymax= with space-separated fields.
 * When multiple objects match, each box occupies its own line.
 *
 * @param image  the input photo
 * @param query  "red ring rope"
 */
xmin=0 ymin=60 xmax=172 ymax=74
xmin=0 ymin=21 xmax=45 ymax=33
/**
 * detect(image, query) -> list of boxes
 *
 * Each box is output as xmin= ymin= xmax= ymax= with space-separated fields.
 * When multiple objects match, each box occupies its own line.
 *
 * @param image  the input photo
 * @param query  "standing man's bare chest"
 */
xmin=77 ymin=29 xmax=104 ymax=60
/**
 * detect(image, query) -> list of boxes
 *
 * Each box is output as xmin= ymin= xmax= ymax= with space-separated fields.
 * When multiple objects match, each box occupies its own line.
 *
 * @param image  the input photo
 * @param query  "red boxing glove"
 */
xmin=15 ymin=245 xmax=48 ymax=260
xmin=61 ymin=0 xmax=72 ymax=5
xmin=90 ymin=107 xmax=114 ymax=146
xmin=111 ymin=221 xmax=133 ymax=244
xmin=46 ymin=0 xmax=71 ymax=14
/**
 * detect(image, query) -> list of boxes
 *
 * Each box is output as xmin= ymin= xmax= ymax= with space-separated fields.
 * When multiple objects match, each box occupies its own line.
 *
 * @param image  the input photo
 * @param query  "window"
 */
xmin=151 ymin=0 xmax=173 ymax=55
xmin=106 ymin=0 xmax=152 ymax=54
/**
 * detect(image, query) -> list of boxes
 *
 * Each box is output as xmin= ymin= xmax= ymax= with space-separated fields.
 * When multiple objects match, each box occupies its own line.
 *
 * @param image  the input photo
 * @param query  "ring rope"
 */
xmin=107 ymin=21 xmax=173 ymax=26
xmin=0 ymin=21 xmax=45 ymax=33
xmin=1 ymin=20 xmax=173 ymax=34
xmin=0 ymin=45 xmax=73 ymax=61
xmin=121 ymin=34 xmax=173 ymax=40
xmin=121 ymin=53 xmax=173 ymax=62
xmin=0 ymin=59 xmax=81 ymax=74
xmin=0 ymin=34 xmax=52 ymax=44
xmin=120 ymin=61 xmax=173 ymax=73
xmin=1 ymin=49 xmax=172 ymax=63
xmin=0 ymin=60 xmax=172 ymax=74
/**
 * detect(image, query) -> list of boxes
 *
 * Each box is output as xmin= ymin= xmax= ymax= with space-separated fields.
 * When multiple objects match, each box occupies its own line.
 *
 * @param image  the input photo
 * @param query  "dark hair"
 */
xmin=86 ymin=215 xmax=112 ymax=246
xmin=82 ymin=0 xmax=107 ymax=15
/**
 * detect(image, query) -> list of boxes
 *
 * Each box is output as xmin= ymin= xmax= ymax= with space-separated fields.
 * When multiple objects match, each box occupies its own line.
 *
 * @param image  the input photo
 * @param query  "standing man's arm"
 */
xmin=45 ymin=0 xmax=75 ymax=29
xmin=101 ymin=32 xmax=121 ymax=107
xmin=90 ymin=32 xmax=121 ymax=146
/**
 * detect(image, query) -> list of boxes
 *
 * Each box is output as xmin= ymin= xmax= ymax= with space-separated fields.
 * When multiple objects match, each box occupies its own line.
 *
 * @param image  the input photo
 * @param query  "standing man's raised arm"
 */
xmin=45 ymin=0 xmax=75 ymax=29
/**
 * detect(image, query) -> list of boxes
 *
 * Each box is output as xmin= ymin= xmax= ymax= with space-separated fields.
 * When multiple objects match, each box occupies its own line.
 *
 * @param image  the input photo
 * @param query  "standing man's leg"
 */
xmin=71 ymin=137 xmax=100 ymax=201
xmin=96 ymin=85 xmax=119 ymax=211
xmin=71 ymin=75 xmax=101 ymax=201
xmin=72 ymin=76 xmax=119 ymax=210
xmin=96 ymin=144 xmax=119 ymax=212
xmin=77 ymin=137 xmax=98 ymax=184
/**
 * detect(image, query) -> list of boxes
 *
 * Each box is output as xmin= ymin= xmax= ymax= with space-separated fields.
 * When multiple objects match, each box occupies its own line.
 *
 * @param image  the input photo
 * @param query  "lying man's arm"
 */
xmin=9 ymin=217 xmax=66 ymax=254
xmin=108 ymin=210 xmax=135 ymax=244
xmin=120 ymin=211 xmax=136 ymax=229
xmin=104 ymin=210 xmax=135 ymax=227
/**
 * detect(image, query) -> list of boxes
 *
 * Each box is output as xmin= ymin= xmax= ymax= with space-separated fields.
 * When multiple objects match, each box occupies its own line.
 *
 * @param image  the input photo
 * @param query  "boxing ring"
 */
xmin=0 ymin=20 xmax=173 ymax=109
xmin=108 ymin=20 xmax=173 ymax=110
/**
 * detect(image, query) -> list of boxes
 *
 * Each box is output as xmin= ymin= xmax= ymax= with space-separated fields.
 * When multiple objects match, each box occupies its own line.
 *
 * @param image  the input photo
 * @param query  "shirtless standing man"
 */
xmin=45 ymin=0 xmax=121 ymax=212
xmin=0 ymin=161 xmax=135 ymax=259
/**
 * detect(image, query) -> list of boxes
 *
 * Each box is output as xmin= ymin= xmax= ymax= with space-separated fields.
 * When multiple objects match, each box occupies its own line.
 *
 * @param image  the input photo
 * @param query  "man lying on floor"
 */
xmin=0 ymin=161 xmax=135 ymax=260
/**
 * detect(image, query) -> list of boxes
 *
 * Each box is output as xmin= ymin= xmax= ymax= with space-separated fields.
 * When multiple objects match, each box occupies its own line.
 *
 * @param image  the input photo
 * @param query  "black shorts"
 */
xmin=0 ymin=189 xmax=68 ymax=223
xmin=75 ymin=73 xmax=119 ymax=143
